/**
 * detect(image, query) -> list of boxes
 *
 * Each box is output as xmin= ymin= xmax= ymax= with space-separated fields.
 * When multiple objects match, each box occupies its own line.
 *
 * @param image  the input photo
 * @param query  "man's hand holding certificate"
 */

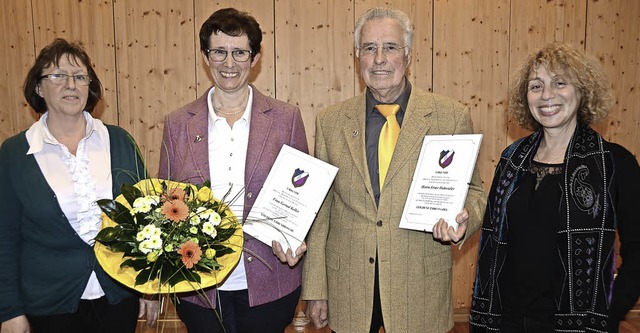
xmin=244 ymin=145 xmax=338 ymax=253
xmin=400 ymin=134 xmax=482 ymax=233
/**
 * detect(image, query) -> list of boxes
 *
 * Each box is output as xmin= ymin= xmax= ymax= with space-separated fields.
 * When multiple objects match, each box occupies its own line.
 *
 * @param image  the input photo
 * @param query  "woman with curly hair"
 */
xmin=470 ymin=42 xmax=640 ymax=333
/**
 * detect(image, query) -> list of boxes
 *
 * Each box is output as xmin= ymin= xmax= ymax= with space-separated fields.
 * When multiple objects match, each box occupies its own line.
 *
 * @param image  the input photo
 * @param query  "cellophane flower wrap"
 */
xmin=94 ymin=178 xmax=243 ymax=294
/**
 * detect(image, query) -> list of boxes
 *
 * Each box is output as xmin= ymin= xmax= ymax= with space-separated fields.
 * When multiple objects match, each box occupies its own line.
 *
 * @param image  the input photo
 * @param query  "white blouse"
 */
xmin=25 ymin=111 xmax=112 ymax=299
xmin=206 ymin=86 xmax=252 ymax=291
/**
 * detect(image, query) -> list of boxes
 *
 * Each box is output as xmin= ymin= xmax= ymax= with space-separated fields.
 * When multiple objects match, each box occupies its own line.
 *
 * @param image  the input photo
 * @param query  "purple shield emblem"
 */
xmin=439 ymin=150 xmax=455 ymax=168
xmin=291 ymin=168 xmax=309 ymax=187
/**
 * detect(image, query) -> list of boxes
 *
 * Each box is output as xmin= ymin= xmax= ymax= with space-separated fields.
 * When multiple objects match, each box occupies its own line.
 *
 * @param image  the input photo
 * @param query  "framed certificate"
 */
xmin=399 ymin=134 xmax=482 ymax=232
xmin=244 ymin=145 xmax=339 ymax=251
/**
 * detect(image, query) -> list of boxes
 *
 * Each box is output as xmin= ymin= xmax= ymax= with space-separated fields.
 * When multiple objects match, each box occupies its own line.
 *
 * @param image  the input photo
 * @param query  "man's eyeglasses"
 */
xmin=40 ymin=73 xmax=92 ymax=86
xmin=206 ymin=48 xmax=252 ymax=62
xmin=358 ymin=43 xmax=406 ymax=57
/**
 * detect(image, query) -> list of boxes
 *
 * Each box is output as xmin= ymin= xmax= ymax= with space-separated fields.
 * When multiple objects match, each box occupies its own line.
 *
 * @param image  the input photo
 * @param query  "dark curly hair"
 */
xmin=23 ymin=38 xmax=102 ymax=114
xmin=509 ymin=42 xmax=615 ymax=131
xmin=199 ymin=8 xmax=262 ymax=61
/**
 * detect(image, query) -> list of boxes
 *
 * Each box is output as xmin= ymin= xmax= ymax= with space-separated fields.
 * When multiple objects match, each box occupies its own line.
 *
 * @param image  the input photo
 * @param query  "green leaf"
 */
xmin=97 ymin=199 xmax=117 ymax=215
xmin=194 ymin=261 xmax=214 ymax=272
xmin=121 ymin=258 xmax=149 ymax=271
xmin=184 ymin=185 xmax=194 ymax=199
xmin=213 ymin=246 xmax=235 ymax=256
xmin=121 ymin=183 xmax=143 ymax=207
xmin=151 ymin=262 xmax=163 ymax=279
xmin=135 ymin=268 xmax=155 ymax=285
xmin=169 ymin=269 xmax=200 ymax=287
xmin=98 ymin=200 xmax=135 ymax=226
xmin=159 ymin=264 xmax=179 ymax=285
xmin=95 ymin=227 xmax=121 ymax=244
xmin=215 ymin=227 xmax=236 ymax=242
xmin=109 ymin=242 xmax=135 ymax=254
xmin=167 ymin=273 xmax=184 ymax=287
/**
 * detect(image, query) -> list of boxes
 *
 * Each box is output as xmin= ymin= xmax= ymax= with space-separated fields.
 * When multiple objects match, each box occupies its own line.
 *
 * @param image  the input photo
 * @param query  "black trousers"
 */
xmin=28 ymin=295 xmax=139 ymax=333
xmin=369 ymin=255 xmax=384 ymax=333
xmin=175 ymin=286 xmax=301 ymax=333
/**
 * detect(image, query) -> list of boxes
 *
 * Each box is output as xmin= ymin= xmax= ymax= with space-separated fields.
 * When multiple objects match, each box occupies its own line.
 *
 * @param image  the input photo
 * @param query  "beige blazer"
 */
xmin=302 ymin=87 xmax=487 ymax=333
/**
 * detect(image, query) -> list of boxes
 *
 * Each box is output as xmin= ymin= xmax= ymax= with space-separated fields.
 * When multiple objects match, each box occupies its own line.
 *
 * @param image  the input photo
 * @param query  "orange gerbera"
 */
xmin=177 ymin=241 xmax=202 ymax=269
xmin=161 ymin=200 xmax=189 ymax=222
xmin=166 ymin=187 xmax=187 ymax=202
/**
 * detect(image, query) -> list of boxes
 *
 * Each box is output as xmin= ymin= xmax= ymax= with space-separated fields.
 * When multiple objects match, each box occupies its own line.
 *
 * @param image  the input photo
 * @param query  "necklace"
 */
xmin=212 ymin=89 xmax=249 ymax=116
xmin=214 ymin=107 xmax=244 ymax=116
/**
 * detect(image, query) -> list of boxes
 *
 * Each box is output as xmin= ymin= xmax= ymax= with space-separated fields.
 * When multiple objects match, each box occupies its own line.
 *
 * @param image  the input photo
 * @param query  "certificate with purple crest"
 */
xmin=245 ymin=145 xmax=338 ymax=251
xmin=399 ymin=134 xmax=482 ymax=232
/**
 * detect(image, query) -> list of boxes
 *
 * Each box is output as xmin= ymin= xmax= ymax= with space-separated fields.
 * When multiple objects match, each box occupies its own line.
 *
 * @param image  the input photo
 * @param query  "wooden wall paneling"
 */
xmin=405 ymin=0 xmax=434 ymax=92
xmin=432 ymin=0 xmax=510 ymax=309
xmin=587 ymin=0 xmax=640 ymax=311
xmin=113 ymin=0 xmax=196 ymax=178
xmin=0 ymin=1 xmax=35 ymax=141
xmin=433 ymin=0 xmax=510 ymax=181
xmin=194 ymin=1 xmax=276 ymax=99
xmin=586 ymin=0 xmax=640 ymax=158
xmin=507 ymin=0 xmax=587 ymax=143
xmin=354 ymin=0 xmax=434 ymax=93
xmin=275 ymin=0 xmax=357 ymax=152
xmin=31 ymin=0 xmax=118 ymax=125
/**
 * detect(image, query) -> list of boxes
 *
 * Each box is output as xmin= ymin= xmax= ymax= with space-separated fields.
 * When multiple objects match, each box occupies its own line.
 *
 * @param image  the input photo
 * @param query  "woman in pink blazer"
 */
xmin=158 ymin=8 xmax=308 ymax=333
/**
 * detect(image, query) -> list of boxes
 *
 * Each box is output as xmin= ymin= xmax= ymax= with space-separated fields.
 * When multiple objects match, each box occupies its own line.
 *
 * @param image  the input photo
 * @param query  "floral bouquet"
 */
xmin=94 ymin=178 xmax=243 ymax=294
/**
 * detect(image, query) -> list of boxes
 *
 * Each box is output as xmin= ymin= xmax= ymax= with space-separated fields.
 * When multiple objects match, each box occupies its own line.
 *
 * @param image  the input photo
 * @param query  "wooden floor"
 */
xmin=137 ymin=308 xmax=640 ymax=333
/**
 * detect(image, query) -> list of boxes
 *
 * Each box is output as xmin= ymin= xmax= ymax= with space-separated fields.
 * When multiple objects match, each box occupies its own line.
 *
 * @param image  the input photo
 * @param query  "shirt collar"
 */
xmin=207 ymin=86 xmax=253 ymax=126
xmin=25 ymin=111 xmax=109 ymax=155
xmin=366 ymin=78 xmax=412 ymax=117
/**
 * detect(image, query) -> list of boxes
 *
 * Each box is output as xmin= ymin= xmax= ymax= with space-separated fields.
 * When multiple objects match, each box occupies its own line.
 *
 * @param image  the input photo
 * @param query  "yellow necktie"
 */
xmin=376 ymin=104 xmax=400 ymax=188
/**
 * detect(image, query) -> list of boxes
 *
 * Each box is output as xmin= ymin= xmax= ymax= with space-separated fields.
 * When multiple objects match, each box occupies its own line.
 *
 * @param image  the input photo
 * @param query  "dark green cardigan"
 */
xmin=0 ymin=125 xmax=146 ymax=322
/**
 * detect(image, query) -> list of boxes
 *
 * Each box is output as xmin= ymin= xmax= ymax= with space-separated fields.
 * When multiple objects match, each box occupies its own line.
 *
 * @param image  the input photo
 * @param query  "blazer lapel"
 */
xmin=384 ymin=90 xmax=434 ymax=185
xmin=183 ymin=95 xmax=211 ymax=183
xmin=341 ymin=95 xmax=375 ymax=199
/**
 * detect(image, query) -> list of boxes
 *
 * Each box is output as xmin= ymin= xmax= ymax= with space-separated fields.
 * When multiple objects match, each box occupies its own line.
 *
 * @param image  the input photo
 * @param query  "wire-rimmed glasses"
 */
xmin=206 ymin=48 xmax=252 ymax=62
xmin=358 ymin=43 xmax=406 ymax=57
xmin=40 ymin=73 xmax=92 ymax=86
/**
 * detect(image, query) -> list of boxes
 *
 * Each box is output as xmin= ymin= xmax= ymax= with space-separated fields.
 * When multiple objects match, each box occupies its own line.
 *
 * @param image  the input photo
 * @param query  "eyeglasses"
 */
xmin=358 ymin=43 xmax=406 ymax=57
xmin=206 ymin=48 xmax=252 ymax=62
xmin=40 ymin=73 xmax=92 ymax=86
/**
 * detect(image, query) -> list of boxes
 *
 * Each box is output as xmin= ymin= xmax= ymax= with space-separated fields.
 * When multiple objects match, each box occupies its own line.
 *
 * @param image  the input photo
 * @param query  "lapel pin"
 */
xmin=194 ymin=135 xmax=202 ymax=143
xmin=352 ymin=130 xmax=359 ymax=137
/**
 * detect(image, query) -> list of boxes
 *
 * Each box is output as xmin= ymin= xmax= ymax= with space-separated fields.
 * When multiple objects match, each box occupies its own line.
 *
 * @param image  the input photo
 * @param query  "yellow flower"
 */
xmin=147 ymin=252 xmax=159 ymax=262
xmin=197 ymin=186 xmax=213 ymax=202
xmin=205 ymin=248 xmax=216 ymax=259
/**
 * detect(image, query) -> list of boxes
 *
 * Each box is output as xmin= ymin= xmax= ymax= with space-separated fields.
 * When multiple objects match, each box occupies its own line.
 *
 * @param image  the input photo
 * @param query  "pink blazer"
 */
xmin=158 ymin=85 xmax=308 ymax=307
